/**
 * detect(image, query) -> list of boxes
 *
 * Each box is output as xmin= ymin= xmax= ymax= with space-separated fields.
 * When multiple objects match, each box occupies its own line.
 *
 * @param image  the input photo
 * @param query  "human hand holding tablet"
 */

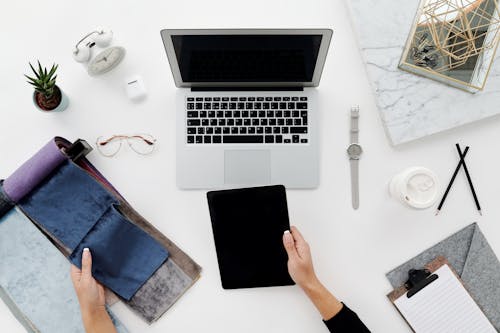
xmin=207 ymin=185 xmax=294 ymax=289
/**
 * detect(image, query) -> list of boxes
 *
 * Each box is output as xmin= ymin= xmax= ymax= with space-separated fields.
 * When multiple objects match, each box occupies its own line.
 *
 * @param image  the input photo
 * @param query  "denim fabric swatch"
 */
xmin=0 ymin=208 xmax=128 ymax=333
xmin=74 ymin=153 xmax=202 ymax=280
xmin=20 ymin=159 xmax=118 ymax=250
xmin=69 ymin=205 xmax=169 ymax=300
xmin=19 ymin=161 xmax=169 ymax=300
xmin=20 ymin=194 xmax=196 ymax=323
xmin=74 ymin=155 xmax=202 ymax=280
xmin=74 ymin=155 xmax=202 ymax=323
xmin=18 ymin=211 xmax=121 ymax=307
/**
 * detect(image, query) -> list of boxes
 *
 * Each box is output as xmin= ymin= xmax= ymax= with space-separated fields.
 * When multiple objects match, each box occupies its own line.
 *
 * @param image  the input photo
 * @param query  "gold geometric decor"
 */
xmin=400 ymin=0 xmax=500 ymax=92
xmin=425 ymin=0 xmax=500 ymax=69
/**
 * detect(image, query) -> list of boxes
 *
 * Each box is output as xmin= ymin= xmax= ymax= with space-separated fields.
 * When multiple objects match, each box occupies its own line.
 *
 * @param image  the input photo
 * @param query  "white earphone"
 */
xmin=72 ymin=29 xmax=113 ymax=63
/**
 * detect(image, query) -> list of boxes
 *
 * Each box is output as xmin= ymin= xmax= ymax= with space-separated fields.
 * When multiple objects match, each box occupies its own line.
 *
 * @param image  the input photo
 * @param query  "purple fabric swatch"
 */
xmin=3 ymin=139 xmax=67 ymax=202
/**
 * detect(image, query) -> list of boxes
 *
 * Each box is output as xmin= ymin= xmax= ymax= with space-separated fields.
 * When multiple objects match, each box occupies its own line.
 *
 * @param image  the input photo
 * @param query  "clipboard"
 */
xmin=386 ymin=223 xmax=500 ymax=330
xmin=388 ymin=256 xmax=450 ymax=302
xmin=387 ymin=256 xmax=496 ymax=333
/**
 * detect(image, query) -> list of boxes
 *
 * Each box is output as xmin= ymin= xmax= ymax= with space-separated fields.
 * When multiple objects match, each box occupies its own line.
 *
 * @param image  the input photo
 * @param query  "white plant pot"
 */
xmin=32 ymin=87 xmax=69 ymax=112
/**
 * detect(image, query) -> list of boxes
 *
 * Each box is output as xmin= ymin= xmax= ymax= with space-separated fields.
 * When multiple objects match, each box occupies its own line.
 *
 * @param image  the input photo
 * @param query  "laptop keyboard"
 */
xmin=185 ymin=96 xmax=309 ymax=144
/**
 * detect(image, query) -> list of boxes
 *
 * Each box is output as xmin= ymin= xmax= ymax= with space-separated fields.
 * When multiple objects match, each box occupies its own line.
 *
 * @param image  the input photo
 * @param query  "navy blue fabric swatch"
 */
xmin=19 ymin=161 xmax=169 ymax=300
xmin=20 ymin=160 xmax=117 ymax=250
xmin=69 ymin=205 xmax=168 ymax=300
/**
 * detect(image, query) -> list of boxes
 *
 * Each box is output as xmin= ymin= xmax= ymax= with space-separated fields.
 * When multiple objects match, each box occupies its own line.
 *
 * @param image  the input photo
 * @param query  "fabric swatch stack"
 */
xmin=0 ymin=137 xmax=201 ymax=332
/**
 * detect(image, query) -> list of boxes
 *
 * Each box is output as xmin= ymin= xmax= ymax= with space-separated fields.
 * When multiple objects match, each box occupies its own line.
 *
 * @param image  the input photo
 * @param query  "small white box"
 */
xmin=125 ymin=75 xmax=147 ymax=101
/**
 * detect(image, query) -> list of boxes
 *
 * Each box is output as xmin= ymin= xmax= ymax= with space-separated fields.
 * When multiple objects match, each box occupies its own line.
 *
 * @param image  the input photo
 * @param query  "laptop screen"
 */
xmin=170 ymin=34 xmax=323 ymax=83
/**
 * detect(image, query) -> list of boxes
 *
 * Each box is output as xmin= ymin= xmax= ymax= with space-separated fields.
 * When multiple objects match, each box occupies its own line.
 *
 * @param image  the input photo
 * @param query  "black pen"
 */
xmin=456 ymin=144 xmax=481 ymax=215
xmin=435 ymin=146 xmax=469 ymax=216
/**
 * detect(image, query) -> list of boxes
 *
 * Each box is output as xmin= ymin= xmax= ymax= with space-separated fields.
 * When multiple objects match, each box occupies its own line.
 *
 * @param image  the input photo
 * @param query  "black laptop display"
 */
xmin=171 ymin=34 xmax=322 ymax=83
xmin=207 ymin=185 xmax=294 ymax=289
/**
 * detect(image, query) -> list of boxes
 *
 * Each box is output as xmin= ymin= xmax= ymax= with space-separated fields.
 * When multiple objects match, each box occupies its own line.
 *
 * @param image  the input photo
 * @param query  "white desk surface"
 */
xmin=1 ymin=0 xmax=500 ymax=332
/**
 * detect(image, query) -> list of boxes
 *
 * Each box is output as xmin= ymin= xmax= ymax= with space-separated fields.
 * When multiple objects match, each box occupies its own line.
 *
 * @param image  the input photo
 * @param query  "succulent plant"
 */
xmin=25 ymin=61 xmax=62 ymax=110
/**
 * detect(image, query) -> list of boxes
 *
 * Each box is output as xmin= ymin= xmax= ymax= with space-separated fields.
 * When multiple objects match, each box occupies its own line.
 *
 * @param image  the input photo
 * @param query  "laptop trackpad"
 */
xmin=224 ymin=150 xmax=271 ymax=185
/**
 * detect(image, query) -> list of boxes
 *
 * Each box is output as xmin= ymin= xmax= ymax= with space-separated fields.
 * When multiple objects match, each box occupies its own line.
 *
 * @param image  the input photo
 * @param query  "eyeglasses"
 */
xmin=96 ymin=134 xmax=157 ymax=157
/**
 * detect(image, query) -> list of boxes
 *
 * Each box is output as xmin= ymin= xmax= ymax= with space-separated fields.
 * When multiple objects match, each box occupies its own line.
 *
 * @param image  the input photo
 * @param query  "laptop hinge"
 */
xmin=191 ymin=86 xmax=304 ymax=92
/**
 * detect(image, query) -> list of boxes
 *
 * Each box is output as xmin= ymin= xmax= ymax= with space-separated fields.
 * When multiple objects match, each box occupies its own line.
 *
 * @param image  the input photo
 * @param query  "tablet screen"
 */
xmin=207 ymin=185 xmax=294 ymax=289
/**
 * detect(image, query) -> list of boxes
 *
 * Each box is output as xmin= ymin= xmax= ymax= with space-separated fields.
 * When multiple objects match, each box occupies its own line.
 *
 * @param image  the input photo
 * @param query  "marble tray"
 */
xmin=347 ymin=0 xmax=500 ymax=145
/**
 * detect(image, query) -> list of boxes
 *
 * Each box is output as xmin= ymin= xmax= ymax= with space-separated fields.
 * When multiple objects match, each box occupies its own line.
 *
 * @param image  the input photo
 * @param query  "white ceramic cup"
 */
xmin=389 ymin=167 xmax=440 ymax=209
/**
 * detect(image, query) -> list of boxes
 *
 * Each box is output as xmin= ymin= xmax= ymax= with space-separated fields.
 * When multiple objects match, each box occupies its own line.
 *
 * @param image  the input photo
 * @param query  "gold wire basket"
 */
xmin=400 ymin=0 xmax=500 ymax=92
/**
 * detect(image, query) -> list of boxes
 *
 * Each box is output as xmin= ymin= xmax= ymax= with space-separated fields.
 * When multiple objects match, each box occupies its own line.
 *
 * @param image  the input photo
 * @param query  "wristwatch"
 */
xmin=347 ymin=106 xmax=362 ymax=209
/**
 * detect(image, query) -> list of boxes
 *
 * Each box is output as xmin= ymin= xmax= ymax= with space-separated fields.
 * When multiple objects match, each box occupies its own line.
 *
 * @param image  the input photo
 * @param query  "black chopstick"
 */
xmin=456 ymin=144 xmax=481 ymax=215
xmin=435 ymin=145 xmax=469 ymax=215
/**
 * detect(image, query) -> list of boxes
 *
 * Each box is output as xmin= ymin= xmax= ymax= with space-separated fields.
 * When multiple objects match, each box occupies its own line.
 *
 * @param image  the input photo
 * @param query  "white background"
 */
xmin=1 ymin=0 xmax=500 ymax=332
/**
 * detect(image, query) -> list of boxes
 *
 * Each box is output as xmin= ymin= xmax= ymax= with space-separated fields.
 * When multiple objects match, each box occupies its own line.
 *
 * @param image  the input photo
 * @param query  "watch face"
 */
xmin=347 ymin=143 xmax=362 ymax=157
xmin=88 ymin=46 xmax=126 ymax=75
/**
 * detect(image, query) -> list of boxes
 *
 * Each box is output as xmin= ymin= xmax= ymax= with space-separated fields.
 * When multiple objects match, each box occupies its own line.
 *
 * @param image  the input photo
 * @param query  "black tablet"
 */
xmin=207 ymin=185 xmax=294 ymax=289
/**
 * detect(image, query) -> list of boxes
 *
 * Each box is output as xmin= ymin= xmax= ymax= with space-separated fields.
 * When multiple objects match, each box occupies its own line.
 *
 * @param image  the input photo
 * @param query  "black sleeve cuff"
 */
xmin=323 ymin=303 xmax=370 ymax=333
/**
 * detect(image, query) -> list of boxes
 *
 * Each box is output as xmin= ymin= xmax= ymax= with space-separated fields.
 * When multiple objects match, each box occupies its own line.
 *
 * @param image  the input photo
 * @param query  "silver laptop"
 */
xmin=160 ymin=29 xmax=332 ymax=189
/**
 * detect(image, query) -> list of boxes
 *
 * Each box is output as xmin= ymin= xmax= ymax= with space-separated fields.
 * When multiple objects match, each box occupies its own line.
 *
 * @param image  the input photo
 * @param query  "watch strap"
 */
xmin=350 ymin=106 xmax=359 ymax=143
xmin=350 ymin=106 xmax=360 ymax=209
xmin=350 ymin=159 xmax=359 ymax=209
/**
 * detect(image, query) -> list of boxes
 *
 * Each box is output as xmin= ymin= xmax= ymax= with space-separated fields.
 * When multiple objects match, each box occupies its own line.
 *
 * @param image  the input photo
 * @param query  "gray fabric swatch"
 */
xmin=126 ymin=259 xmax=193 ymax=323
xmin=117 ymin=203 xmax=200 ymax=323
xmin=0 ymin=208 xmax=128 ymax=333
xmin=0 ymin=285 xmax=38 ymax=333
xmin=386 ymin=223 xmax=500 ymax=330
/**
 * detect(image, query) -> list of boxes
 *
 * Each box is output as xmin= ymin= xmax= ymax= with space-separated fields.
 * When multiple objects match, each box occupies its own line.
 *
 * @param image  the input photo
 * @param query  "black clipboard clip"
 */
xmin=64 ymin=139 xmax=93 ymax=161
xmin=404 ymin=268 xmax=439 ymax=298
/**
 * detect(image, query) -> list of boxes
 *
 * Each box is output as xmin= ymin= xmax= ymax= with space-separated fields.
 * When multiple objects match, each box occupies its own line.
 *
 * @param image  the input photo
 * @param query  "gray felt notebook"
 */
xmin=386 ymin=223 xmax=500 ymax=331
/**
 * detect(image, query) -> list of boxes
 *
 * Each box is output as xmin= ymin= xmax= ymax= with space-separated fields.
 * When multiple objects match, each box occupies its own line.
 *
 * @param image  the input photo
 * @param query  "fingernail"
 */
xmin=284 ymin=230 xmax=292 ymax=241
xmin=83 ymin=248 xmax=90 ymax=256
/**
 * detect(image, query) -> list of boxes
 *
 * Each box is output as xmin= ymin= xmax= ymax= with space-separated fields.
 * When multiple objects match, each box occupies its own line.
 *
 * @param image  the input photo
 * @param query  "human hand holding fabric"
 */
xmin=70 ymin=248 xmax=117 ymax=333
